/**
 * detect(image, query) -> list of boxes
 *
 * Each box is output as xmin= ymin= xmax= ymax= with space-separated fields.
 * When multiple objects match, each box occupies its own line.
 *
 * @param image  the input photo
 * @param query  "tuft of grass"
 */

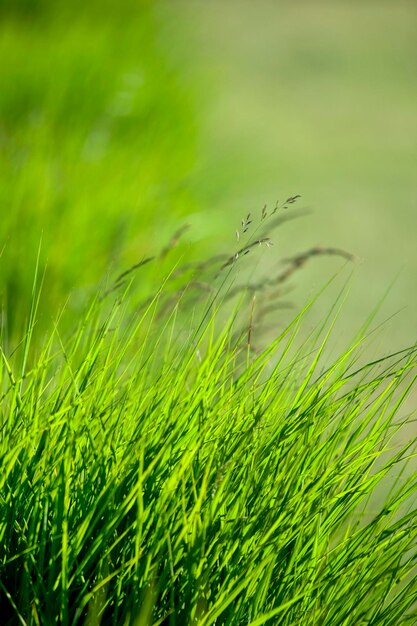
xmin=1 ymin=234 xmax=417 ymax=625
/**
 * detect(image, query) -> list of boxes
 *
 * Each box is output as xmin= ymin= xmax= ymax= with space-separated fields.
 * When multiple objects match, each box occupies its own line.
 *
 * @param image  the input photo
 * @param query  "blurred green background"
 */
xmin=1 ymin=0 xmax=416 ymax=350
xmin=183 ymin=0 xmax=417 ymax=351
xmin=0 ymin=0 xmax=198 ymax=343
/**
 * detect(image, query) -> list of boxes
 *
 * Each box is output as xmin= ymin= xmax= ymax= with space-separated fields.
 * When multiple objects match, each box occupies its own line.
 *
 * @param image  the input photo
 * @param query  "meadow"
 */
xmin=1 ymin=1 xmax=417 ymax=624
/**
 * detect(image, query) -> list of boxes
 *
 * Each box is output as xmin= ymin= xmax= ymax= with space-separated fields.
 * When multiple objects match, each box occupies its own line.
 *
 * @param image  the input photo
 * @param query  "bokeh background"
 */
xmin=1 ymin=0 xmax=416 ymax=351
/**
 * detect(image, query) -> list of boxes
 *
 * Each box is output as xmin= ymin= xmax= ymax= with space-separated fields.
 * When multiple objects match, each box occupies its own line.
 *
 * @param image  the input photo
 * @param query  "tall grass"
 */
xmin=1 ymin=224 xmax=417 ymax=625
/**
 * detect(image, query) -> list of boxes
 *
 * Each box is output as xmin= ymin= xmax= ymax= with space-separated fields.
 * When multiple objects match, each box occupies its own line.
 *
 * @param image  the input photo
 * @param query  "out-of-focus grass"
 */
xmin=0 ymin=0 xmax=197 ymax=343
xmin=181 ymin=0 xmax=417 ymax=348
xmin=2 ymin=0 xmax=416 ymax=351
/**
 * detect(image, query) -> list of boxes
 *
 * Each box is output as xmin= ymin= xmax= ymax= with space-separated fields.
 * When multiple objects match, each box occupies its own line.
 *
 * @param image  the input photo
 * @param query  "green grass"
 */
xmin=1 ymin=224 xmax=417 ymax=625
xmin=1 ymin=2 xmax=417 ymax=624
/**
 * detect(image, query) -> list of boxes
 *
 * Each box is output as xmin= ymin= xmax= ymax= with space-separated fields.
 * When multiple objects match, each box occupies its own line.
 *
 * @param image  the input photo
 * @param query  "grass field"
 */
xmin=1 ymin=1 xmax=417 ymax=624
